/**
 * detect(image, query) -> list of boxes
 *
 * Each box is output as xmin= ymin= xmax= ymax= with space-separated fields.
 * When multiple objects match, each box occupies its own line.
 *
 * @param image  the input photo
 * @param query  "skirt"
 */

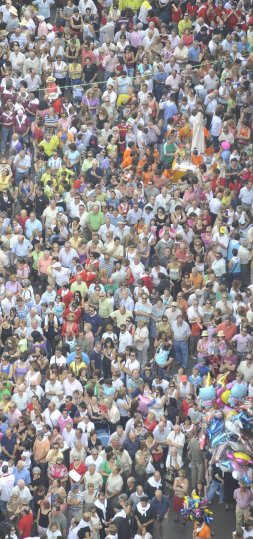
xmin=173 ymin=495 xmax=184 ymax=513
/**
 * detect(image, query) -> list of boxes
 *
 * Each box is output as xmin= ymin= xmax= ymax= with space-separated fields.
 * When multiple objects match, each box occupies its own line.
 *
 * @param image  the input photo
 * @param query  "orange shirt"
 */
xmin=191 ymin=154 xmax=204 ymax=166
xmin=190 ymin=272 xmax=203 ymax=289
xmin=121 ymin=156 xmax=132 ymax=169
xmin=216 ymin=321 xmax=237 ymax=342
xmin=194 ymin=523 xmax=211 ymax=539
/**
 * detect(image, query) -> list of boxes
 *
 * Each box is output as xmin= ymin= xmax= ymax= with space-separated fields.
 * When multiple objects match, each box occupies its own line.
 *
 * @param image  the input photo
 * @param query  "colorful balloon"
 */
xmin=221 ymin=390 xmax=231 ymax=404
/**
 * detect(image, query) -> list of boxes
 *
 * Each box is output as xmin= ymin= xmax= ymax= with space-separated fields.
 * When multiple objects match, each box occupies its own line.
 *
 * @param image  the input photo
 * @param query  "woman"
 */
xmin=102 ymin=338 xmax=116 ymax=379
xmin=13 ymin=356 xmax=29 ymax=383
xmin=18 ymin=176 xmax=34 ymax=200
xmin=197 ymin=331 xmax=209 ymax=359
xmin=0 ymin=355 xmax=13 ymax=380
xmin=25 ymin=361 xmax=42 ymax=387
xmin=83 ymin=87 xmax=100 ymax=121
xmin=202 ymin=301 xmax=215 ymax=328
xmin=100 ymin=453 xmax=117 ymax=486
xmin=166 ymin=397 xmax=180 ymax=425
xmin=149 ymin=299 xmax=166 ymax=340
xmin=69 ymin=456 xmax=86 ymax=486
xmin=88 ymin=396 xmax=107 ymax=430
xmin=123 ymin=46 xmax=136 ymax=77
xmin=61 ymin=313 xmax=79 ymax=339
xmin=48 ymin=457 xmax=68 ymax=487
xmin=149 ymin=387 xmax=166 ymax=421
xmin=46 ymin=479 xmax=67 ymax=508
xmin=37 ymin=499 xmax=51 ymax=536
xmin=7 ymin=492 xmax=23 ymax=524
xmin=0 ymin=318 xmax=13 ymax=352
xmin=87 ymin=430 xmax=102 ymax=455
xmin=173 ymin=469 xmax=189 ymax=523
xmin=155 ymin=207 xmax=167 ymax=238
xmin=135 ymin=443 xmax=151 ymax=486
xmin=180 ymin=416 xmax=195 ymax=448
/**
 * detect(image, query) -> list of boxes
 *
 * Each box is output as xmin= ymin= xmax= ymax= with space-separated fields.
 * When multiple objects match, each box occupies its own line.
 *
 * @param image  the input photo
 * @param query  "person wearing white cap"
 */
xmin=52 ymin=263 xmax=71 ymax=287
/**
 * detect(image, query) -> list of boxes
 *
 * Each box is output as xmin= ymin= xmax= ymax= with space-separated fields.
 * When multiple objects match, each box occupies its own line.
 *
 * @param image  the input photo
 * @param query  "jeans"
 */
xmin=207 ymin=479 xmax=224 ymax=503
xmin=174 ymin=340 xmax=189 ymax=368
xmin=1 ymin=126 xmax=12 ymax=154
xmin=15 ymin=170 xmax=28 ymax=185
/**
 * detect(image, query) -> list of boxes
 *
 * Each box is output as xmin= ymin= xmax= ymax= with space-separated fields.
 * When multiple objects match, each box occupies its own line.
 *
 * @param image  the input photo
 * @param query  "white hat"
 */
xmin=52 ymin=262 xmax=61 ymax=269
xmin=47 ymin=23 xmax=53 ymax=30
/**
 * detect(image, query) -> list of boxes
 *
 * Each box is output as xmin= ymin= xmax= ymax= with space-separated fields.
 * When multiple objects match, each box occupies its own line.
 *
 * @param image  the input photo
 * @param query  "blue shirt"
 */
xmin=188 ymin=46 xmax=201 ymax=62
xmin=25 ymin=218 xmax=42 ymax=240
xmin=13 ymin=467 xmax=31 ymax=485
xmin=151 ymin=495 xmax=170 ymax=518
xmin=67 ymin=351 xmax=89 ymax=365
xmin=12 ymin=238 xmax=33 ymax=257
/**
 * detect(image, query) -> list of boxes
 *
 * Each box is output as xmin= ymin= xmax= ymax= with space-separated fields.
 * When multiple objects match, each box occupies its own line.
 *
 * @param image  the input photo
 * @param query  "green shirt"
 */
xmin=163 ymin=142 xmax=177 ymax=166
xmin=87 ymin=211 xmax=105 ymax=231
xmin=98 ymin=298 xmax=113 ymax=319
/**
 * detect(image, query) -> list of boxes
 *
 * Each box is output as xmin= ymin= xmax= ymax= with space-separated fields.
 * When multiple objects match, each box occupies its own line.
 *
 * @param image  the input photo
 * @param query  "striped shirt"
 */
xmin=67 ymin=490 xmax=85 ymax=512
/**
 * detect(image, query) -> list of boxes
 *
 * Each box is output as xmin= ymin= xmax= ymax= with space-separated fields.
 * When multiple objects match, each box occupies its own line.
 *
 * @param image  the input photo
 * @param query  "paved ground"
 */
xmin=167 ymin=498 xmax=235 ymax=538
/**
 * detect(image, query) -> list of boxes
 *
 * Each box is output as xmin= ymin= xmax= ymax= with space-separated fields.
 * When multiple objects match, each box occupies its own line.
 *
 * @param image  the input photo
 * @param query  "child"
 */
xmin=189 ymin=367 xmax=202 ymax=393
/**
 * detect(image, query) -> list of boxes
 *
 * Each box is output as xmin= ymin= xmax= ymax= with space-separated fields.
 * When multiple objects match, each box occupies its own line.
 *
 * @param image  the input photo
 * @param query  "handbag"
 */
xmin=145 ymin=460 xmax=155 ymax=474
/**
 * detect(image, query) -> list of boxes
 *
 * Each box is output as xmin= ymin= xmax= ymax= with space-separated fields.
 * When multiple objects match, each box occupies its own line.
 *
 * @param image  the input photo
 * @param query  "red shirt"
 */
xmin=18 ymin=513 xmax=33 ymax=539
xmin=70 ymin=462 xmax=86 ymax=476
xmin=63 ymin=306 xmax=83 ymax=323
xmin=58 ymin=289 xmax=74 ymax=308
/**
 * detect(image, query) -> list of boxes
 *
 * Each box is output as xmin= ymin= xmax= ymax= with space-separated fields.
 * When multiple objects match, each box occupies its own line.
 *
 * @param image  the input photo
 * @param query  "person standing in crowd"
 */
xmin=0 ymin=2 xmax=251 ymax=539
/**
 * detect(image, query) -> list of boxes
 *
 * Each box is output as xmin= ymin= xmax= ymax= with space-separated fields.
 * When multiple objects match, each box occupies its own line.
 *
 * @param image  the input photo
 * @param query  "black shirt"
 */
xmin=34 ymin=193 xmax=49 ymax=217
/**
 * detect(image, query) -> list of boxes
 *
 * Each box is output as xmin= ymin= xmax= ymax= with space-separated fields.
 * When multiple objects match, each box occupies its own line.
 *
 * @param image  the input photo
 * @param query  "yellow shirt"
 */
xmin=70 ymin=281 xmax=88 ymax=297
xmin=0 ymin=175 xmax=10 ymax=191
xmin=178 ymin=19 xmax=192 ymax=37
xmin=39 ymin=136 xmax=59 ymax=157
xmin=69 ymin=63 xmax=82 ymax=80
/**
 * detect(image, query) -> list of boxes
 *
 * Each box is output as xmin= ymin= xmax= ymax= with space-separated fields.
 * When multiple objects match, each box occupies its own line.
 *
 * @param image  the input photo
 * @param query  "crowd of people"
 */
xmin=0 ymin=0 xmax=252 ymax=539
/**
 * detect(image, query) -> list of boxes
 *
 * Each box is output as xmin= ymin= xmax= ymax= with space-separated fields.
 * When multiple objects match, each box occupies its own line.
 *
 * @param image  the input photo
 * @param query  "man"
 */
xmin=18 ymin=507 xmax=33 ymax=539
xmin=167 ymin=425 xmax=185 ymax=460
xmin=188 ymin=434 xmax=205 ymax=487
xmin=24 ymin=211 xmax=42 ymax=240
xmin=84 ymin=463 xmax=103 ymax=493
xmin=151 ymin=489 xmax=170 ymax=539
xmin=237 ymin=353 xmax=253 ymax=383
xmin=51 ymin=262 xmax=71 ymax=288
xmin=234 ymin=481 xmax=253 ymax=528
xmin=171 ymin=314 xmax=191 ymax=368
xmin=0 ymin=464 xmax=15 ymax=509
xmin=33 ymin=431 xmax=50 ymax=482
xmin=11 ymin=235 xmax=33 ymax=260
xmin=98 ymin=291 xmax=113 ymax=327
xmin=50 ymin=505 xmax=67 ymax=538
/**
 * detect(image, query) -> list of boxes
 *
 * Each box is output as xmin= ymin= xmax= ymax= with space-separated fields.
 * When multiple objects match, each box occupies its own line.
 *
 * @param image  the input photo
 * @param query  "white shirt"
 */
xmin=45 ymin=380 xmax=64 ymax=400
xmin=167 ymin=430 xmax=185 ymax=456
xmin=118 ymin=331 xmax=133 ymax=353
xmin=211 ymin=258 xmax=226 ymax=277
xmin=85 ymin=455 xmax=103 ymax=472
xmin=209 ymin=197 xmax=221 ymax=215
xmin=63 ymin=378 xmax=83 ymax=397
xmin=187 ymin=305 xmax=204 ymax=322
xmin=212 ymin=232 xmax=229 ymax=257
xmin=0 ymin=473 xmax=15 ymax=501
xmin=52 ymin=267 xmax=71 ymax=286
xmin=211 ymin=115 xmax=222 ymax=137
xmin=240 ymin=186 xmax=253 ymax=205
xmin=43 ymin=408 xmax=61 ymax=427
